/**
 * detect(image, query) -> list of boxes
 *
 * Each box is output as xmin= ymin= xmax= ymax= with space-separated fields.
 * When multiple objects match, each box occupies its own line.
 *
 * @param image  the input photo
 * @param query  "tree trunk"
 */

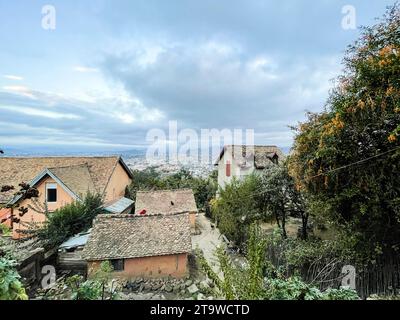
xmin=281 ymin=203 xmax=287 ymax=239
xmin=301 ymin=211 xmax=309 ymax=240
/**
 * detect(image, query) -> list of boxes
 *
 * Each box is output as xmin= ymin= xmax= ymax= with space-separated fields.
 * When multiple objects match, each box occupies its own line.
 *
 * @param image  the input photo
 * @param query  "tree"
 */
xmin=197 ymin=223 xmax=358 ymax=300
xmin=0 ymin=148 xmax=33 ymax=300
xmin=125 ymin=167 xmax=217 ymax=211
xmin=257 ymin=164 xmax=309 ymax=239
xmin=288 ymin=4 xmax=400 ymax=256
xmin=28 ymin=193 xmax=103 ymax=249
xmin=211 ymin=175 xmax=261 ymax=246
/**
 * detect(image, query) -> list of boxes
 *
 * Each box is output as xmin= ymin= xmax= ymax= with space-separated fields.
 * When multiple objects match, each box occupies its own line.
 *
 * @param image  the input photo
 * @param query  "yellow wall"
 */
xmin=0 ymin=208 xmax=12 ymax=228
xmin=13 ymin=177 xmax=74 ymax=239
xmin=11 ymin=162 xmax=132 ymax=239
xmin=103 ymin=162 xmax=132 ymax=203
xmin=88 ymin=253 xmax=188 ymax=279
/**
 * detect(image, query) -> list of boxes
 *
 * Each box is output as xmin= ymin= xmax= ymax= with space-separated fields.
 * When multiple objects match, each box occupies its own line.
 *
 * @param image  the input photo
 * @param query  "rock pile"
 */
xmin=122 ymin=277 xmax=216 ymax=300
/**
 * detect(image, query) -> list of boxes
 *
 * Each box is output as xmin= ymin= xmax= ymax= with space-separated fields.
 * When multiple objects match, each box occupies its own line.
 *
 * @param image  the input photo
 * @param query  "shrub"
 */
xmin=125 ymin=168 xmax=217 ymax=211
xmin=32 ymin=193 xmax=103 ymax=249
xmin=0 ymin=224 xmax=12 ymax=237
xmin=199 ymin=223 xmax=359 ymax=300
xmin=322 ymin=288 xmax=359 ymax=300
xmin=0 ymin=256 xmax=28 ymax=300
xmin=66 ymin=261 xmax=119 ymax=300
xmin=211 ymin=175 xmax=261 ymax=247
xmin=288 ymin=3 xmax=400 ymax=257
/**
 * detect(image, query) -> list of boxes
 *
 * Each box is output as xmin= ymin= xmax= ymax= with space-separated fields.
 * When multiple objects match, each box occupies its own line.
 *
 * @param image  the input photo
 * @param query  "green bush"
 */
xmin=66 ymin=261 xmax=119 ymax=300
xmin=0 ymin=256 xmax=28 ymax=300
xmin=0 ymin=224 xmax=12 ymax=237
xmin=264 ymin=277 xmax=323 ymax=300
xmin=67 ymin=275 xmax=101 ymax=300
xmin=32 ymin=193 xmax=103 ymax=249
xmin=211 ymin=175 xmax=264 ymax=247
xmin=322 ymin=288 xmax=359 ymax=300
xmin=125 ymin=168 xmax=217 ymax=210
xmin=199 ymin=223 xmax=359 ymax=300
xmin=288 ymin=3 xmax=400 ymax=257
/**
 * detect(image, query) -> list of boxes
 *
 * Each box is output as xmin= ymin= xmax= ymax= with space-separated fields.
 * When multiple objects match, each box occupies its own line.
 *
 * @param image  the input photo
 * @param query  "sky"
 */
xmin=0 ymin=0 xmax=396 ymax=153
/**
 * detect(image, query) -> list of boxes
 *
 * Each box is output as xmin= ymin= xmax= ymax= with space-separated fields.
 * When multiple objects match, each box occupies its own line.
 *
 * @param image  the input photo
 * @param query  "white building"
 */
xmin=214 ymin=145 xmax=286 ymax=190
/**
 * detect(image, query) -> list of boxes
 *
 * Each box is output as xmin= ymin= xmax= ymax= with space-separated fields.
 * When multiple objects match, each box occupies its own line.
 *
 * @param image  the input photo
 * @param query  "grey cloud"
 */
xmin=101 ymin=40 xmax=341 ymax=147
xmin=0 ymin=90 xmax=161 ymax=148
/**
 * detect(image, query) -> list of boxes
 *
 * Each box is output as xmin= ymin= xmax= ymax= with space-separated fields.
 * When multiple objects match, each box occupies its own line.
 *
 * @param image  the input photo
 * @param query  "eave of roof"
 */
xmin=8 ymin=168 xmax=79 ymax=205
xmin=117 ymin=156 xmax=134 ymax=179
xmin=214 ymin=145 xmax=283 ymax=166
xmin=103 ymin=197 xmax=134 ymax=214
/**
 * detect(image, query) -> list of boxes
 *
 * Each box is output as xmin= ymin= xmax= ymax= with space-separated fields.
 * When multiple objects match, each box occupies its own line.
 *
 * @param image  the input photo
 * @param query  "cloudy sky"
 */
xmin=0 ymin=0 xmax=395 ymax=152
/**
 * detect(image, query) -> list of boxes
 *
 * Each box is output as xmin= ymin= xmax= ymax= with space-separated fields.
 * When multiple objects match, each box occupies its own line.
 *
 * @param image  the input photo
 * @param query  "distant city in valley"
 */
xmin=0 ymin=144 xmax=290 ymax=178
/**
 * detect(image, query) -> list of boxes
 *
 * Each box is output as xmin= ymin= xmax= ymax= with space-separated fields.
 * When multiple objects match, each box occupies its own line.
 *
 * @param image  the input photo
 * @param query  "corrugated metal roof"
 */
xmin=59 ymin=231 xmax=91 ymax=250
xmin=103 ymin=197 xmax=134 ymax=214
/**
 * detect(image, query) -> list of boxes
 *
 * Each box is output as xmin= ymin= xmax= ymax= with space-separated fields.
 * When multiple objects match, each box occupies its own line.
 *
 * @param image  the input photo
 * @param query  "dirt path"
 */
xmin=192 ymin=213 xmax=225 ymax=276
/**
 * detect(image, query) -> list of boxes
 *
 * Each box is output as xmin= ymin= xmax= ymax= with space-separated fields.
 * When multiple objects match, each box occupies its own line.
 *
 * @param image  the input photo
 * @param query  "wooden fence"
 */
xmin=266 ymin=243 xmax=400 ymax=299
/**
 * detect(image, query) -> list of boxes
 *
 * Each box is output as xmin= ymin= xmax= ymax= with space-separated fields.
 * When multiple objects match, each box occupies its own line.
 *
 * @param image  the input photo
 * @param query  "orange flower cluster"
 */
xmin=331 ymin=113 xmax=345 ymax=130
xmin=379 ymin=46 xmax=393 ymax=57
xmin=377 ymin=45 xmax=399 ymax=68
xmin=388 ymin=134 xmax=397 ymax=143
xmin=357 ymin=100 xmax=366 ymax=109
xmin=323 ymin=113 xmax=345 ymax=136
xmin=386 ymin=86 xmax=395 ymax=96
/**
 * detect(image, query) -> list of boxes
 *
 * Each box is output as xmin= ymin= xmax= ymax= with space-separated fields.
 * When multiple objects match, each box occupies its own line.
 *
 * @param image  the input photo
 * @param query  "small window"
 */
xmin=226 ymin=161 xmax=231 ymax=177
xmin=111 ymin=259 xmax=124 ymax=271
xmin=46 ymin=183 xmax=57 ymax=203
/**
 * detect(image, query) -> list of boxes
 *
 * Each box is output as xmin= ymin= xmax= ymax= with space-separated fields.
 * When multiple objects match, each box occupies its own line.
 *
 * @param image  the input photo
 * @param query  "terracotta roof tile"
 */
xmin=0 ymin=156 xmax=122 ymax=203
xmin=82 ymin=213 xmax=192 ymax=260
xmin=216 ymin=145 xmax=286 ymax=169
xmin=49 ymin=164 xmax=96 ymax=198
xmin=135 ymin=189 xmax=198 ymax=215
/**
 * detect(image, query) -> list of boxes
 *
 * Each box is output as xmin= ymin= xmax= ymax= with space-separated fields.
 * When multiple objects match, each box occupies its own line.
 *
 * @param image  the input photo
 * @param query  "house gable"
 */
xmin=103 ymin=158 xmax=133 ymax=203
xmin=13 ymin=175 xmax=76 ymax=239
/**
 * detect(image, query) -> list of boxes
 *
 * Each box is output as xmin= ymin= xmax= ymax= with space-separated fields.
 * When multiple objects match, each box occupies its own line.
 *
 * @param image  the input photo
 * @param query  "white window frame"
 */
xmin=46 ymin=183 xmax=57 ymax=203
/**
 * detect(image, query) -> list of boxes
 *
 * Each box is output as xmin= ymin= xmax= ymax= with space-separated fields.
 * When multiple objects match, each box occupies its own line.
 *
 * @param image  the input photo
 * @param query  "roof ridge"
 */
xmin=47 ymin=163 xmax=90 ymax=170
xmin=97 ymin=211 xmax=189 ymax=220
xmin=227 ymin=144 xmax=279 ymax=148
xmin=0 ymin=156 xmax=120 ymax=160
xmin=136 ymin=188 xmax=193 ymax=193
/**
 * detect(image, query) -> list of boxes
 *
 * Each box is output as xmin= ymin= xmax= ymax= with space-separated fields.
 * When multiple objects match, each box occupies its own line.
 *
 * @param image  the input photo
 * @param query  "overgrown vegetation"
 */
xmin=211 ymin=164 xmax=308 ymax=247
xmin=0 ymin=148 xmax=31 ymax=300
xmin=28 ymin=193 xmax=103 ymax=249
xmin=206 ymin=6 xmax=400 ymax=294
xmin=210 ymin=174 xmax=261 ymax=246
xmin=288 ymin=3 xmax=400 ymax=259
xmin=66 ymin=261 xmax=119 ymax=300
xmin=0 ymin=255 xmax=28 ymax=300
xmin=125 ymin=167 xmax=217 ymax=210
xmin=40 ymin=261 xmax=120 ymax=300
xmin=198 ymin=224 xmax=358 ymax=300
